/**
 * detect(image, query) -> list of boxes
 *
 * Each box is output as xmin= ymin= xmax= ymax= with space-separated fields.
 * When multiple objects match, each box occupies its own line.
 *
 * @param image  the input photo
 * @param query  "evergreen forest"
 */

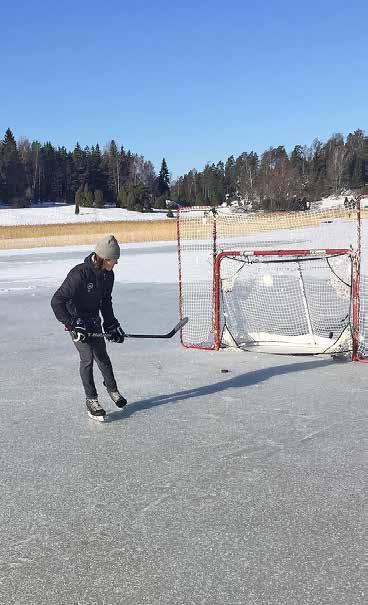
xmin=1 ymin=127 xmax=367 ymax=212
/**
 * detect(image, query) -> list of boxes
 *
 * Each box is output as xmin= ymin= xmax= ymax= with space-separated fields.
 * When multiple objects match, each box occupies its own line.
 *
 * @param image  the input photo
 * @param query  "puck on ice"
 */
xmin=221 ymin=369 xmax=230 ymax=373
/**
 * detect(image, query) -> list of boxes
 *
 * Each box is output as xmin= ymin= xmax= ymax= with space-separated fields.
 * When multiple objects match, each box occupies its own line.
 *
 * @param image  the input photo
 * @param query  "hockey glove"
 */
xmin=71 ymin=318 xmax=88 ymax=343
xmin=105 ymin=323 xmax=125 ymax=343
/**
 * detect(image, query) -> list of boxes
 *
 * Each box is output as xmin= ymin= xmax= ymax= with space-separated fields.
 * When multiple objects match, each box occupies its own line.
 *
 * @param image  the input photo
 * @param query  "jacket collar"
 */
xmin=84 ymin=253 xmax=105 ymax=276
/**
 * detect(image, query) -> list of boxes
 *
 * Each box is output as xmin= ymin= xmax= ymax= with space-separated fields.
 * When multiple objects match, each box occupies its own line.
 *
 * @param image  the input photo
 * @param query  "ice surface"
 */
xmin=0 ymin=244 xmax=366 ymax=604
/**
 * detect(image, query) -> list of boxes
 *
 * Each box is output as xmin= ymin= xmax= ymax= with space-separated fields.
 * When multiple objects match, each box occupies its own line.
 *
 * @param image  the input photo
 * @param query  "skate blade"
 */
xmin=88 ymin=411 xmax=106 ymax=422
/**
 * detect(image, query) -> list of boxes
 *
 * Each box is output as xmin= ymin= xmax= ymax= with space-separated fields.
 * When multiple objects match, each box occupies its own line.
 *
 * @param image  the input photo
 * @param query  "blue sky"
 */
xmin=2 ymin=0 xmax=368 ymax=178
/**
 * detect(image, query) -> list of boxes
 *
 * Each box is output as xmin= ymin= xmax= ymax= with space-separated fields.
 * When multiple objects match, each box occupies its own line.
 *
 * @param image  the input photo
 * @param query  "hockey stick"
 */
xmin=89 ymin=317 xmax=189 ymax=340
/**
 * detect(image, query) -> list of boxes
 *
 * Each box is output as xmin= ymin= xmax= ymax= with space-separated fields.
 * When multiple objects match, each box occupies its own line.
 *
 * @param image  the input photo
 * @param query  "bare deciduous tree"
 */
xmin=325 ymin=133 xmax=349 ymax=195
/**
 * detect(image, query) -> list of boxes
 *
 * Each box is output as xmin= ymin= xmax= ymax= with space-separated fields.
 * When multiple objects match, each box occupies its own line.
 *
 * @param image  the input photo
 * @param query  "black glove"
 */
xmin=71 ymin=318 xmax=88 ymax=343
xmin=105 ymin=322 xmax=125 ymax=343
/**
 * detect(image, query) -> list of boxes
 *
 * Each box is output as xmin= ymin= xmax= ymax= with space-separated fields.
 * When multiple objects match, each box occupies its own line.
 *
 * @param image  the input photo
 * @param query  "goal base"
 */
xmin=221 ymin=327 xmax=352 ymax=356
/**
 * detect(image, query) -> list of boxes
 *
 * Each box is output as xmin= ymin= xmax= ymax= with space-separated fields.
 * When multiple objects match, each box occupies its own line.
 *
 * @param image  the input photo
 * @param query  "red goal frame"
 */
xmin=212 ymin=248 xmax=359 ymax=356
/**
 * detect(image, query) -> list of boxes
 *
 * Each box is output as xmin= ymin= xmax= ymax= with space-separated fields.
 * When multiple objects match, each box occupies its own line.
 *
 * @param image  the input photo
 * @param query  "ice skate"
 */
xmin=86 ymin=398 xmax=106 ymax=421
xmin=107 ymin=389 xmax=127 ymax=408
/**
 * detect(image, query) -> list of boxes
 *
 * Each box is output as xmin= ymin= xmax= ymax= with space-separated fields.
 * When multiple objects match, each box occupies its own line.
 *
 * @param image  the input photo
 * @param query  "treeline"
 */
xmin=1 ymin=127 xmax=368 ymax=212
xmin=0 ymin=128 xmax=170 ymax=211
xmin=171 ymin=130 xmax=368 ymax=210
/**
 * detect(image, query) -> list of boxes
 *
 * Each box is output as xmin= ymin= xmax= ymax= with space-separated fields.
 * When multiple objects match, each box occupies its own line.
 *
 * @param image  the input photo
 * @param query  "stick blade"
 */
xmin=174 ymin=317 xmax=189 ymax=333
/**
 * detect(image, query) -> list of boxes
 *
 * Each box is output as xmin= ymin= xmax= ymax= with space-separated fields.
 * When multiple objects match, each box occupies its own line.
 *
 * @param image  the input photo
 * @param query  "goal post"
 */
xmin=213 ymin=249 xmax=357 ymax=355
xmin=177 ymin=203 xmax=365 ymax=358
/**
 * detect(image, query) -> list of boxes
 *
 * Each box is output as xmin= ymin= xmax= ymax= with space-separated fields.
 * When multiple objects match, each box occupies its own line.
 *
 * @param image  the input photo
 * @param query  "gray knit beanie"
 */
xmin=95 ymin=234 xmax=120 ymax=260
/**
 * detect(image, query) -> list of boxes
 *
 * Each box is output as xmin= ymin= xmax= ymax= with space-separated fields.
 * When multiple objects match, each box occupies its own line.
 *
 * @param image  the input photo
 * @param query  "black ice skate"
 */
xmin=86 ymin=398 xmax=106 ymax=421
xmin=108 ymin=390 xmax=127 ymax=408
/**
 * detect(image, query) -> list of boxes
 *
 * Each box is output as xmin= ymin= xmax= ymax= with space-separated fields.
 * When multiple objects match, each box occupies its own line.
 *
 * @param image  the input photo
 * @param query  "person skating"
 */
xmin=51 ymin=234 xmax=127 ymax=421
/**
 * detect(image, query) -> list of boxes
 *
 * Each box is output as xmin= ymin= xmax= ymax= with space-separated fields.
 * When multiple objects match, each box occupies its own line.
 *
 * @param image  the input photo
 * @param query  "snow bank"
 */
xmin=0 ymin=205 xmax=169 ymax=226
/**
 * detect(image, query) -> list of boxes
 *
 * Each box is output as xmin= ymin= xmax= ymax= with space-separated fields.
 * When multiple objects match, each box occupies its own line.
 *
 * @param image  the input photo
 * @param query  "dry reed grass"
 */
xmin=0 ymin=220 xmax=177 ymax=250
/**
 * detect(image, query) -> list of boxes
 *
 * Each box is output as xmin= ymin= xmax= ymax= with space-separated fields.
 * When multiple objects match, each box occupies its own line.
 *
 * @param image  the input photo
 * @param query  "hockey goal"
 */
xmin=177 ymin=204 xmax=365 ymax=358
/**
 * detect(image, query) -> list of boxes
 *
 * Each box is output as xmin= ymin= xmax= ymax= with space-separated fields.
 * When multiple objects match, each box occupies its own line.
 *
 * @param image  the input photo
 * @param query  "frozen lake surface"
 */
xmin=0 ymin=244 xmax=366 ymax=604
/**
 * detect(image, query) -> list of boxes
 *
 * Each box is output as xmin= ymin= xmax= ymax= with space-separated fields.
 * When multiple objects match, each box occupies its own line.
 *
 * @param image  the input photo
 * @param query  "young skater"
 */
xmin=51 ymin=234 xmax=126 ymax=421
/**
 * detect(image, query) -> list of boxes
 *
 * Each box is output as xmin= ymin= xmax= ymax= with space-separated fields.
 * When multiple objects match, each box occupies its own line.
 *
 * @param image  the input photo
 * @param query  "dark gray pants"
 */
xmin=72 ymin=337 xmax=117 ymax=399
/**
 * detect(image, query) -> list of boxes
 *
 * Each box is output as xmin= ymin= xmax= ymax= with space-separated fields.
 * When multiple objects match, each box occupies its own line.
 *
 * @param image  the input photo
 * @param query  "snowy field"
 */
xmin=0 ymin=195 xmax=365 ymax=227
xmin=0 ymin=205 xmax=169 ymax=226
xmin=0 ymin=242 xmax=366 ymax=604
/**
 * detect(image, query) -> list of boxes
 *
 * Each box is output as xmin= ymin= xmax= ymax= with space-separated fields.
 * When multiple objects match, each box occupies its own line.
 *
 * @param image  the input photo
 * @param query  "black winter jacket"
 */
xmin=51 ymin=253 xmax=118 ymax=329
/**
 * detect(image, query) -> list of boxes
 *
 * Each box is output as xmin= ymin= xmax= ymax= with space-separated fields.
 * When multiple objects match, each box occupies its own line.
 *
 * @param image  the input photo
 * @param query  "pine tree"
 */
xmin=72 ymin=143 xmax=88 ymax=193
xmin=104 ymin=140 xmax=121 ymax=202
xmin=0 ymin=128 xmax=27 ymax=205
xmin=158 ymin=158 xmax=170 ymax=196
xmin=290 ymin=145 xmax=306 ymax=176
xmin=39 ymin=142 xmax=59 ymax=202
xmin=56 ymin=146 xmax=71 ymax=203
xmin=89 ymin=144 xmax=107 ymax=194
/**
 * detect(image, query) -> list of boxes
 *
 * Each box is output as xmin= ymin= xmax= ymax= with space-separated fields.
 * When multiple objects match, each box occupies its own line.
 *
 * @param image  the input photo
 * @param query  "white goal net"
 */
xmin=215 ymin=250 xmax=354 ymax=355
